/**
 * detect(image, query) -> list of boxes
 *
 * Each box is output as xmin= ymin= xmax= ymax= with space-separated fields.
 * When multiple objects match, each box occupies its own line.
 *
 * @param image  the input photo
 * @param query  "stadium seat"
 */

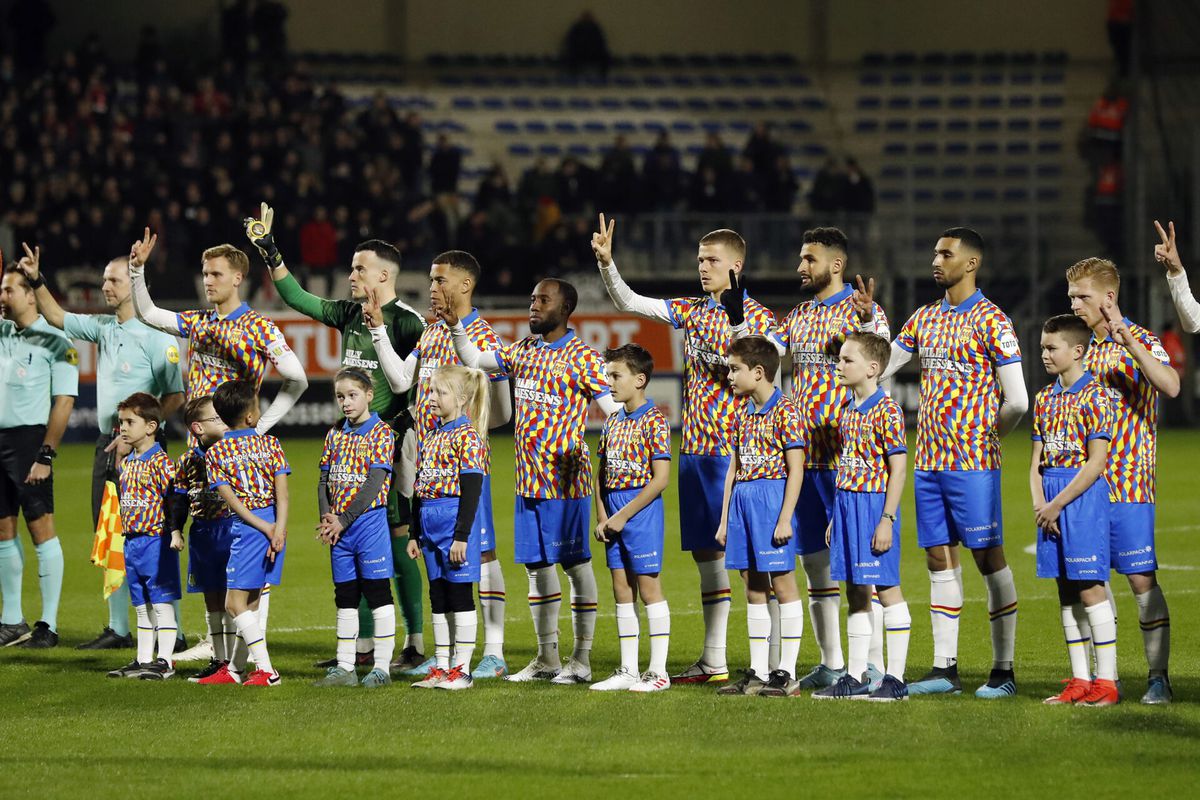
xmin=857 ymin=96 xmax=882 ymax=110
xmin=583 ymin=121 xmax=607 ymax=134
xmin=855 ymin=119 xmax=880 ymax=134
xmin=1009 ymin=95 xmax=1034 ymax=108
xmin=1037 ymin=118 xmax=1064 ymax=131
xmin=524 ymin=121 xmax=548 ymax=134
xmin=973 ymin=164 xmax=999 ymax=179
xmin=887 ymin=96 xmax=913 ymax=110
xmin=1006 ymin=141 xmax=1032 ymax=155
xmin=508 ymin=144 xmax=533 ymax=157
xmin=977 ymin=118 xmax=1001 ymax=132
xmin=914 ymin=165 xmax=936 ymax=179
xmin=495 ymin=120 xmax=519 ymax=134
xmin=554 ymin=121 xmax=579 ymax=134
xmin=918 ymin=95 xmax=943 ymax=109
xmin=538 ymin=143 xmax=562 ymax=156
xmin=1037 ymin=141 xmax=1063 ymax=154
xmin=942 ymin=164 xmax=968 ymax=179
xmin=881 ymin=164 xmax=905 ymax=179
xmin=510 ymin=96 xmax=534 ymax=110
xmin=886 ymin=119 xmax=911 ymax=133
xmin=613 ymin=121 xmax=636 ymax=133
xmin=946 ymin=118 xmax=970 ymax=132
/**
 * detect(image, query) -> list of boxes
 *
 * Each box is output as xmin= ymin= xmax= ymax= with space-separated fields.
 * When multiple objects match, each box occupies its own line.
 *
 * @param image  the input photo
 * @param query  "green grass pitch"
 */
xmin=1 ymin=429 xmax=1198 ymax=798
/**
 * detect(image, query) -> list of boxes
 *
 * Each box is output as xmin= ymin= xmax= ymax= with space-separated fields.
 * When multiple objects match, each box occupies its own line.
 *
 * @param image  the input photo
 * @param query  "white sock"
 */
xmin=802 ymin=551 xmax=843 ymax=670
xmin=452 ymin=610 xmax=477 ymax=672
xmin=645 ymin=601 xmax=670 ymax=675
xmin=1135 ymin=585 xmax=1170 ymax=674
xmin=152 ymin=602 xmax=178 ymax=663
xmin=336 ymin=607 xmax=358 ymax=672
xmin=698 ymin=558 xmax=730 ymax=668
xmin=983 ymin=566 xmax=1017 ymax=671
xmin=1061 ymin=604 xmax=1090 ymax=680
xmin=615 ymin=602 xmax=640 ymax=673
xmin=1070 ymin=602 xmax=1095 ymax=676
xmin=356 ymin=636 xmax=375 ymax=655
xmin=869 ymin=591 xmax=885 ymax=669
xmin=778 ymin=600 xmax=804 ymax=679
xmin=134 ymin=604 xmax=155 ymax=664
xmin=230 ymin=626 xmax=250 ymax=674
xmin=767 ymin=592 xmax=781 ymax=672
xmin=206 ymin=611 xmax=228 ymax=662
xmin=929 ymin=569 xmax=962 ymax=668
xmin=527 ymin=567 xmax=561 ymax=666
xmin=372 ymin=604 xmax=396 ymax=671
xmin=847 ymin=610 xmax=872 ymax=680
xmin=564 ymin=561 xmax=597 ymax=666
xmin=883 ymin=602 xmax=911 ymax=681
xmin=747 ymin=603 xmax=771 ymax=677
xmin=405 ymin=633 xmax=425 ymax=653
xmin=479 ymin=559 xmax=506 ymax=658
xmin=233 ymin=610 xmax=272 ymax=675
xmin=257 ymin=587 xmax=271 ymax=633
xmin=1085 ymin=601 xmax=1118 ymax=681
xmin=432 ymin=612 xmax=452 ymax=669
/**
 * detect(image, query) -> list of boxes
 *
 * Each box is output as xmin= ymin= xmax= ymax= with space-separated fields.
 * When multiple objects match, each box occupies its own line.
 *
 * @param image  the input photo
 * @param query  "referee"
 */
xmin=0 ymin=255 xmax=78 ymax=648
xmin=19 ymin=245 xmax=185 ymax=650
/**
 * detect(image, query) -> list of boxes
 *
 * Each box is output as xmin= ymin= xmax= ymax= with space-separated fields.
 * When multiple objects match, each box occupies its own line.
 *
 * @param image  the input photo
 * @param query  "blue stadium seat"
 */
xmin=538 ymin=143 xmax=562 ymax=156
xmin=642 ymin=74 xmax=667 ymax=88
xmin=881 ymin=164 xmax=905 ymax=179
xmin=890 ymin=73 xmax=915 ymax=86
xmin=1037 ymin=188 xmax=1061 ymax=202
xmin=950 ymin=72 xmax=974 ymax=85
xmin=495 ymin=120 xmax=519 ymax=134
xmin=857 ymin=96 xmax=882 ymax=110
xmin=786 ymin=74 xmax=811 ymax=87
xmin=789 ymin=121 xmax=813 ymax=134
xmin=1004 ymin=164 xmax=1030 ymax=178
xmin=920 ymin=73 xmax=945 ymax=86
xmin=598 ymin=97 xmax=622 ymax=110
xmin=1006 ymin=141 xmax=1032 ymax=155
xmin=887 ymin=96 xmax=913 ymax=110
xmin=525 ymin=121 xmax=549 ymax=134
xmin=860 ymin=73 xmax=884 ymax=87
xmin=641 ymin=120 xmax=666 ymax=132
xmin=629 ymin=98 xmax=652 ymax=110
xmin=1011 ymin=73 xmax=1035 ymax=86
xmin=973 ymin=164 xmax=999 ymax=178
xmin=942 ymin=189 xmax=967 ymax=202
xmin=1037 ymin=141 xmax=1063 ymax=154
xmin=886 ymin=119 xmax=911 ymax=133
xmin=744 ymin=97 xmax=767 ymax=111
xmin=729 ymin=75 xmax=753 ymax=87
xmin=567 ymin=144 xmax=592 ymax=157
xmin=980 ymin=72 xmax=1004 ymax=86
xmin=686 ymin=98 xmax=712 ymax=111
xmin=671 ymin=121 xmax=697 ymax=133
xmin=655 ymin=97 xmax=682 ymax=110
xmin=1003 ymin=188 xmax=1030 ymax=201
xmin=700 ymin=121 xmax=723 ymax=133
xmin=612 ymin=75 xmax=638 ymax=88
xmin=510 ymin=96 xmax=534 ymax=110
xmin=914 ymin=165 xmax=936 ymax=179
xmin=481 ymin=97 xmax=504 ymax=110
xmin=1041 ymin=71 xmax=1065 ymax=84
xmin=539 ymin=97 xmax=564 ymax=110
xmin=1039 ymin=95 xmax=1066 ymax=108
xmin=945 ymin=142 xmax=969 ymax=156
xmin=942 ymin=164 xmax=968 ymax=179
xmin=883 ymin=142 xmax=908 ymax=156
xmin=972 ymin=188 xmax=998 ymax=202
xmin=976 ymin=141 xmax=1000 ymax=155
xmin=508 ymin=144 xmax=533 ymax=157
xmin=583 ymin=121 xmax=607 ymax=134
xmin=1007 ymin=118 xmax=1032 ymax=132
xmin=729 ymin=121 xmax=752 ymax=133
xmin=715 ymin=97 xmax=739 ymax=111
xmin=918 ymin=95 xmax=943 ymax=109
xmin=914 ymin=189 xmax=935 ymax=203
xmin=802 ymin=97 xmax=826 ymax=110
xmin=700 ymin=74 xmax=725 ymax=87
xmin=613 ymin=121 xmax=636 ymax=133
xmin=554 ymin=121 xmax=579 ymax=134
xmin=1036 ymin=164 xmax=1062 ymax=178
xmin=979 ymin=95 xmax=1003 ymax=109
xmin=451 ymin=97 xmax=477 ymax=110
xmin=948 ymin=95 xmax=971 ymax=109
xmin=671 ymin=75 xmax=697 ymax=88
xmin=757 ymin=74 xmax=783 ymax=87
xmin=771 ymin=97 xmax=798 ymax=111
xmin=855 ymin=119 xmax=880 ymax=133
xmin=802 ymin=143 xmax=827 ymax=157
xmin=914 ymin=142 xmax=937 ymax=156
xmin=977 ymin=118 xmax=1001 ymax=132
xmin=946 ymin=118 xmax=970 ymax=132
xmin=880 ymin=189 xmax=905 ymax=203
xmin=1037 ymin=118 xmax=1063 ymax=131
xmin=568 ymin=97 xmax=593 ymax=110
xmin=1009 ymin=95 xmax=1034 ymax=108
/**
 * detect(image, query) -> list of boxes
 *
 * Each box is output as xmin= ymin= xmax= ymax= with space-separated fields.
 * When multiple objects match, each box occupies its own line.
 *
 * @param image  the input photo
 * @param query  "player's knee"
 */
xmin=334 ymin=579 xmax=361 ymax=609
xmin=428 ymin=577 xmax=448 ymax=614
xmin=447 ymin=581 xmax=475 ymax=613
xmin=360 ymin=578 xmax=393 ymax=609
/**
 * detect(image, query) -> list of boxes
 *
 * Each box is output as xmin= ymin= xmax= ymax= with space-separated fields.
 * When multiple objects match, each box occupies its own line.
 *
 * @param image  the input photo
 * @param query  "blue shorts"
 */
xmin=793 ymin=468 xmax=836 ymax=556
xmin=186 ymin=517 xmax=234 ymax=594
xmin=125 ymin=534 xmax=182 ymax=606
xmin=419 ymin=497 xmax=481 ymax=583
xmin=678 ymin=453 xmax=730 ymax=551
xmin=725 ymin=479 xmax=796 ymax=573
xmin=226 ymin=506 xmax=286 ymax=590
xmin=477 ymin=474 xmax=497 ymax=553
xmin=603 ymin=489 xmax=665 ymax=575
xmin=1110 ymin=501 xmax=1157 ymax=575
xmin=914 ymin=469 xmax=1003 ymax=550
xmin=332 ymin=506 xmax=394 ymax=584
xmin=1036 ymin=468 xmax=1110 ymax=581
xmin=512 ymin=495 xmax=592 ymax=565
xmin=829 ymin=490 xmax=901 ymax=586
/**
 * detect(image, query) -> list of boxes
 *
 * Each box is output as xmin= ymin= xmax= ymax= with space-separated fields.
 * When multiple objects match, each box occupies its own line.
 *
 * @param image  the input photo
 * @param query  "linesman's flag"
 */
xmin=90 ymin=480 xmax=126 ymax=599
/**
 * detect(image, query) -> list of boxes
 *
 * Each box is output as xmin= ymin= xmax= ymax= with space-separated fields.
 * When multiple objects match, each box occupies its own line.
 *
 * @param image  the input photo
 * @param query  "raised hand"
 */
xmin=129 ymin=227 xmax=157 ymax=268
xmin=851 ymin=274 xmax=876 ymax=323
xmin=719 ymin=269 xmax=745 ymax=326
xmin=591 ymin=212 xmax=617 ymax=266
xmin=1154 ymin=220 xmax=1184 ymax=277
xmin=430 ymin=284 xmax=460 ymax=326
xmin=244 ymin=201 xmax=283 ymax=268
xmin=17 ymin=243 xmax=41 ymax=282
xmin=362 ymin=286 xmax=383 ymax=327
xmin=1101 ymin=303 xmax=1132 ymax=348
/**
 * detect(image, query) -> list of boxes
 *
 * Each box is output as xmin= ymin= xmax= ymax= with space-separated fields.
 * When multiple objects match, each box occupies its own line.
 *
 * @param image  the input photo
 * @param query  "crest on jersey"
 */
xmin=65 ymin=347 xmax=79 ymax=366
xmin=552 ymin=360 xmax=567 ymax=376
xmin=166 ymin=345 xmax=180 ymax=364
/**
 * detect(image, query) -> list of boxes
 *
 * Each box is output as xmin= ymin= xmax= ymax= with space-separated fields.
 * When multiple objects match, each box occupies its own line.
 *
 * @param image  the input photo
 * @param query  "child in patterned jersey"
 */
xmin=408 ymin=365 xmax=491 ymax=690
xmin=313 ymin=369 xmax=398 ymax=689
xmin=816 ymin=333 xmax=912 ymax=701
xmin=590 ymin=344 xmax=673 ymax=693
xmin=106 ymin=393 xmax=181 ymax=681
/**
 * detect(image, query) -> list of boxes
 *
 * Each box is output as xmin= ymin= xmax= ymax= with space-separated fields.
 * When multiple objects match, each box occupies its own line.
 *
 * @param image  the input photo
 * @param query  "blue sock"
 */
xmin=34 ymin=538 xmax=64 ymax=631
xmin=0 ymin=539 xmax=23 ymax=625
xmin=107 ymin=582 xmax=131 ymax=637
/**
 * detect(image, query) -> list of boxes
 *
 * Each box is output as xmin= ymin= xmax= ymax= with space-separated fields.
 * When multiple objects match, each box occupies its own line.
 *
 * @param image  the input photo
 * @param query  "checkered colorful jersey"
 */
xmin=1032 ymin=373 xmax=1113 ymax=471
xmin=667 ymin=295 xmax=775 ymax=456
xmin=413 ymin=310 xmax=505 ymax=441
xmin=173 ymin=446 xmax=230 ymax=521
xmin=733 ymin=389 xmax=807 ymax=482
xmin=496 ymin=330 xmax=610 ymax=499
xmin=834 ymin=389 xmax=907 ymax=492
xmin=1082 ymin=319 xmax=1169 ymax=502
xmin=771 ymin=286 xmax=890 ymax=470
xmin=319 ymin=413 xmax=396 ymax=514
xmin=598 ymin=400 xmax=672 ymax=490
xmin=176 ymin=303 xmax=291 ymax=399
xmin=205 ymin=429 xmax=291 ymax=510
xmin=895 ymin=290 xmax=1022 ymax=471
xmin=414 ymin=415 xmax=488 ymax=500
xmin=118 ymin=444 xmax=175 ymax=535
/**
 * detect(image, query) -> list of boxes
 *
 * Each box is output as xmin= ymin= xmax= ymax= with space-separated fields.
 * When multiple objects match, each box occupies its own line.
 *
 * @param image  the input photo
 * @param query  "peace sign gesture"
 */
xmin=17 ymin=242 xmax=41 ymax=283
xmin=1154 ymin=220 xmax=1184 ymax=277
xmin=362 ymin=286 xmax=383 ymax=328
xmin=129 ymin=227 xmax=157 ymax=268
xmin=430 ymin=283 xmax=460 ymax=327
xmin=1101 ymin=302 xmax=1132 ymax=348
xmin=720 ymin=269 xmax=746 ymax=326
xmin=850 ymin=273 xmax=876 ymax=323
xmin=591 ymin=212 xmax=616 ymax=267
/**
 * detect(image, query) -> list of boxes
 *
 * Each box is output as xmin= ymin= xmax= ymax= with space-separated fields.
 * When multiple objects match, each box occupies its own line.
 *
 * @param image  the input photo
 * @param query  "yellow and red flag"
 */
xmin=90 ymin=480 xmax=126 ymax=598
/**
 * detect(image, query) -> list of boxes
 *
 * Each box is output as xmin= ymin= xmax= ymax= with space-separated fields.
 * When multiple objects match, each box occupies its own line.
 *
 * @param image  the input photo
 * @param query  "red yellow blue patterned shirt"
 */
xmin=205 ymin=429 xmax=291 ymax=511
xmin=771 ymin=285 xmax=890 ymax=470
xmin=173 ymin=445 xmax=230 ymax=521
xmin=176 ymin=303 xmax=291 ymax=399
xmin=895 ymin=290 xmax=1021 ymax=471
xmin=834 ymin=388 xmax=907 ymax=492
xmin=598 ymin=400 xmax=672 ymax=490
xmin=1081 ymin=319 xmax=1169 ymax=502
xmin=1032 ymin=372 xmax=1113 ymax=471
xmin=667 ymin=295 xmax=775 ymax=457
xmin=119 ymin=444 xmax=175 ymax=535
xmin=413 ymin=310 xmax=505 ymax=442
xmin=319 ymin=413 xmax=396 ymax=515
xmin=496 ymin=329 xmax=610 ymax=499
xmin=733 ymin=389 xmax=807 ymax=482
xmin=414 ymin=415 xmax=488 ymax=500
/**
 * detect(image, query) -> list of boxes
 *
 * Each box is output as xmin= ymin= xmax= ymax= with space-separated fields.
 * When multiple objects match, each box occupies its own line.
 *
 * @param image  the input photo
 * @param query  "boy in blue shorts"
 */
xmin=715 ymin=336 xmax=806 ymax=696
xmin=205 ymin=380 xmax=291 ymax=687
xmin=1031 ymin=314 xmax=1118 ymax=706
xmin=171 ymin=396 xmax=237 ymax=684
xmin=592 ymin=344 xmax=672 ymax=693
xmin=106 ymin=393 xmax=181 ymax=680
xmin=815 ymin=333 xmax=912 ymax=701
